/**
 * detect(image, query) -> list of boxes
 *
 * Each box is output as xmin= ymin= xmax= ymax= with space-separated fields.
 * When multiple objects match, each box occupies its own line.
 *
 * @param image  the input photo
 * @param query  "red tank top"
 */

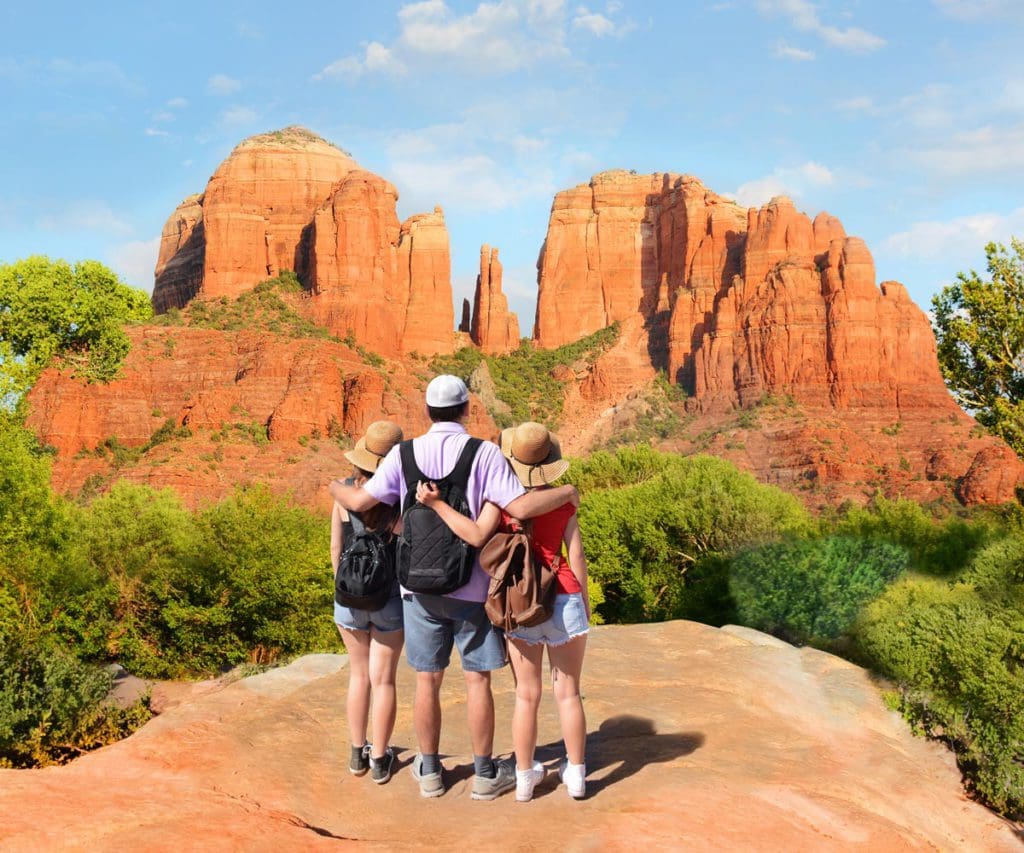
xmin=500 ymin=503 xmax=581 ymax=595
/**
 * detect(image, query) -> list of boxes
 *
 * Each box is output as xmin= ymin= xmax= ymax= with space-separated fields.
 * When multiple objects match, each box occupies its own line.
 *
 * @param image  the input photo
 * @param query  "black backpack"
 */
xmin=397 ymin=437 xmax=482 ymax=595
xmin=335 ymin=510 xmax=395 ymax=612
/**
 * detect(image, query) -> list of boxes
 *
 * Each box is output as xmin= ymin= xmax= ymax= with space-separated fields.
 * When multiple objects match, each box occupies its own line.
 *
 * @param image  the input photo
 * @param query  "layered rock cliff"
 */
xmin=152 ymin=127 xmax=454 ymax=357
xmin=470 ymin=245 xmax=520 ymax=354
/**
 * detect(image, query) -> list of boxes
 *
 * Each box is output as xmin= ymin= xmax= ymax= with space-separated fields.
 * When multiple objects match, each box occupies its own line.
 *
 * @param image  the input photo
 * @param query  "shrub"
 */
xmin=0 ymin=631 xmax=151 ymax=768
xmin=855 ymin=538 xmax=1024 ymax=818
xmin=575 ymin=451 xmax=811 ymax=624
xmin=730 ymin=536 xmax=909 ymax=645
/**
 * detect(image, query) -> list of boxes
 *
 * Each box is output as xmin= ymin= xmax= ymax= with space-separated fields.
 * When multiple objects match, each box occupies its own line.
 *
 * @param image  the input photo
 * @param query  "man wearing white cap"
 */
xmin=330 ymin=374 xmax=578 ymax=801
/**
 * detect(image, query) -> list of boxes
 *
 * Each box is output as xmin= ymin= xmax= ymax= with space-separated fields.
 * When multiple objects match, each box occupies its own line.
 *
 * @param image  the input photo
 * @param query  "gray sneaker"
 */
xmin=412 ymin=755 xmax=445 ymax=798
xmin=471 ymin=758 xmax=516 ymax=801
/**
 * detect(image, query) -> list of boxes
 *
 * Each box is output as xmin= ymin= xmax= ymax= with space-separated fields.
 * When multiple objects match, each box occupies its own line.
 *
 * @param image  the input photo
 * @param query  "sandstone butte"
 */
xmin=152 ymin=127 xmax=455 ymax=359
xmin=24 ymin=138 xmax=1024 ymax=507
xmin=0 ymin=621 xmax=1018 ymax=851
xmin=471 ymin=244 xmax=520 ymax=354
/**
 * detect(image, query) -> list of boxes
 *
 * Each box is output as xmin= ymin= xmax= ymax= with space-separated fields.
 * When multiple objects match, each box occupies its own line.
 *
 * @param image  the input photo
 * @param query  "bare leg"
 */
xmin=414 ymin=670 xmax=445 ymax=755
xmin=338 ymin=626 xmax=371 ymax=747
xmin=367 ymin=628 xmax=404 ymax=760
xmin=463 ymin=669 xmax=496 ymax=759
xmin=508 ymin=639 xmax=545 ymax=770
xmin=548 ymin=635 xmax=587 ymax=765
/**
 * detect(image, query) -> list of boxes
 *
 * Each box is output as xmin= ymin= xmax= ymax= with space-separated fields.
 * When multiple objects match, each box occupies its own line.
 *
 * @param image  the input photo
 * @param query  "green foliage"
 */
xmin=932 ymin=239 xmax=1024 ymax=454
xmin=829 ymin=496 xmax=995 ymax=576
xmin=575 ymin=450 xmax=811 ymax=624
xmin=0 ymin=256 xmax=152 ymax=399
xmin=0 ymin=631 xmax=151 ymax=768
xmin=856 ymin=540 xmax=1024 ymax=817
xmin=432 ymin=324 xmax=620 ymax=427
xmin=153 ymin=271 xmax=333 ymax=341
xmin=603 ymin=371 xmax=686 ymax=448
xmin=730 ymin=536 xmax=908 ymax=645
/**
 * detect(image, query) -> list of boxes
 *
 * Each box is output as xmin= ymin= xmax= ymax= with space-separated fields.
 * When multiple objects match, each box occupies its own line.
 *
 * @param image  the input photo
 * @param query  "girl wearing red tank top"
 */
xmin=416 ymin=422 xmax=590 ymax=803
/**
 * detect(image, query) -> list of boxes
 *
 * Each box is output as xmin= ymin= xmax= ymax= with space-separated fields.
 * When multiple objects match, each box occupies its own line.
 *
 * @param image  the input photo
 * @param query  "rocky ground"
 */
xmin=1 ymin=621 xmax=1019 ymax=851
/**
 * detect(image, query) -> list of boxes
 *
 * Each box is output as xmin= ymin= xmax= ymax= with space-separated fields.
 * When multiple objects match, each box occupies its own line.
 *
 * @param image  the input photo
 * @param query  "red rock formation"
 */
xmin=957 ymin=445 xmax=1024 ymax=505
xmin=25 ymin=325 xmax=494 ymax=509
xmin=397 ymin=206 xmax=455 ymax=357
xmin=152 ymin=127 xmax=456 ymax=358
xmin=470 ymin=245 xmax=520 ymax=354
xmin=152 ymin=194 xmax=205 ymax=313
xmin=458 ymin=298 xmax=471 ymax=333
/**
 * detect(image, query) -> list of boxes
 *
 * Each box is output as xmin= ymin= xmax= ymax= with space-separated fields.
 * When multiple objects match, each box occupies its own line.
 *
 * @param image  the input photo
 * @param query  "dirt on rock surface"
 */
xmin=0 ymin=621 xmax=1017 ymax=851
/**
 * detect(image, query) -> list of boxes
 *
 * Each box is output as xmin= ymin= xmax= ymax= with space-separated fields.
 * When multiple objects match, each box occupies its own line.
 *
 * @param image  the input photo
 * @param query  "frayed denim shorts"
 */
xmin=334 ymin=595 xmax=404 ymax=633
xmin=506 ymin=592 xmax=589 ymax=647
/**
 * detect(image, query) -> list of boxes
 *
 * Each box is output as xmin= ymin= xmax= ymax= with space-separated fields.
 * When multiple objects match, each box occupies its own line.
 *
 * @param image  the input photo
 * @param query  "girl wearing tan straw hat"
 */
xmin=416 ymin=421 xmax=591 ymax=802
xmin=331 ymin=420 xmax=405 ymax=785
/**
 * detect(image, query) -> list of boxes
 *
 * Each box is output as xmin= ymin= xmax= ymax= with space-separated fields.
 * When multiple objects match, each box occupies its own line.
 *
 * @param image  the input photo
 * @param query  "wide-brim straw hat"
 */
xmin=499 ymin=421 xmax=569 ymax=488
xmin=344 ymin=420 xmax=403 ymax=473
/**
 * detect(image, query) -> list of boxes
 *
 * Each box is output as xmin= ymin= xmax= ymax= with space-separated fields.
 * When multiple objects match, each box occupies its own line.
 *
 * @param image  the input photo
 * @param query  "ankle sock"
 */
xmin=474 ymin=755 xmax=496 ymax=778
xmin=419 ymin=753 xmax=441 ymax=775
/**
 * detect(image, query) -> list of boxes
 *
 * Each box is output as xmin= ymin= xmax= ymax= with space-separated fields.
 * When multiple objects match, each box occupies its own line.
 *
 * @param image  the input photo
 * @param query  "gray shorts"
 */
xmin=334 ymin=595 xmax=404 ymax=633
xmin=506 ymin=593 xmax=590 ymax=647
xmin=402 ymin=593 xmax=508 ymax=673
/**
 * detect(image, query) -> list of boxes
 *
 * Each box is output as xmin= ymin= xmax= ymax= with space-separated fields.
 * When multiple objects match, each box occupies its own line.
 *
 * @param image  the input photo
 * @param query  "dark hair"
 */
xmin=352 ymin=469 xmax=399 ymax=533
xmin=427 ymin=401 xmax=469 ymax=423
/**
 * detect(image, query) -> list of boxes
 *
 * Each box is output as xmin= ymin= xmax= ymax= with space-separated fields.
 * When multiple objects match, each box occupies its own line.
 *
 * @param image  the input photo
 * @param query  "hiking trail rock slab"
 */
xmin=0 ymin=621 xmax=1018 ymax=851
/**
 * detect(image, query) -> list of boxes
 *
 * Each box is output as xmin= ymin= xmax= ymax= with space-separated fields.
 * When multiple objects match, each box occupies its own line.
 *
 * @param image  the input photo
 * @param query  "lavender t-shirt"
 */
xmin=363 ymin=421 xmax=525 ymax=602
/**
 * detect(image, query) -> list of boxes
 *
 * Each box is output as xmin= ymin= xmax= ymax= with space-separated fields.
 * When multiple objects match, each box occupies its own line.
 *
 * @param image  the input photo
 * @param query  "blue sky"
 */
xmin=3 ymin=0 xmax=1024 ymax=328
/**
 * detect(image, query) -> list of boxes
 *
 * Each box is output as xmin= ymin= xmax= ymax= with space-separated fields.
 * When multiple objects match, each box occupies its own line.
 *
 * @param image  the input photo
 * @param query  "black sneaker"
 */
xmin=349 ymin=743 xmax=370 ymax=776
xmin=371 ymin=747 xmax=395 ymax=785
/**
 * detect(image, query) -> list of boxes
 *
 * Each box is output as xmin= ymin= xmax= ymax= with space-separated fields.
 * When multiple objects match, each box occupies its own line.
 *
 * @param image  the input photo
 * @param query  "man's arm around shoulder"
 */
xmin=505 ymin=484 xmax=579 ymax=520
xmin=329 ymin=479 xmax=381 ymax=512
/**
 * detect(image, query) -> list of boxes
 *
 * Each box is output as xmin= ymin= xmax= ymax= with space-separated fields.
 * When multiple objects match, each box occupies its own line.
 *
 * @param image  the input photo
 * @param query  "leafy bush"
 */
xmin=432 ymin=324 xmax=620 ymax=427
xmin=830 ymin=497 xmax=994 ymax=576
xmin=855 ymin=543 xmax=1024 ymax=818
xmin=0 ymin=631 xmax=151 ymax=768
xmin=730 ymin=536 xmax=908 ymax=645
xmin=0 ymin=257 xmax=152 ymax=399
xmin=575 ymin=450 xmax=811 ymax=624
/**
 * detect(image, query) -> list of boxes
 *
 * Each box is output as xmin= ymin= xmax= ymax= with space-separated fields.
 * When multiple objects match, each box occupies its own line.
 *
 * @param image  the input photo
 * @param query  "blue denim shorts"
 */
xmin=334 ymin=595 xmax=404 ymax=633
xmin=402 ymin=593 xmax=508 ymax=673
xmin=506 ymin=593 xmax=590 ymax=647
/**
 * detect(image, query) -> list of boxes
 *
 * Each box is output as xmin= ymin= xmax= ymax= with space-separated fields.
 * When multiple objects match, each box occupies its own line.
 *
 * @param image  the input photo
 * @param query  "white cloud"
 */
xmin=835 ymin=95 xmax=875 ymax=113
xmin=756 ymin=0 xmax=885 ymax=53
xmin=107 ymin=237 xmax=162 ymax=292
xmin=207 ymin=74 xmax=241 ymax=95
xmin=166 ymin=96 xmax=188 ymax=109
xmin=933 ymin=0 xmax=1017 ymax=19
xmin=883 ymin=208 xmax=1024 ymax=260
xmin=219 ymin=106 xmax=259 ymax=127
xmin=37 ymin=201 xmax=133 ymax=236
xmin=732 ymin=161 xmax=835 ymax=208
xmin=774 ymin=42 xmax=815 ymax=61
xmin=910 ymin=123 xmax=1024 ymax=178
xmin=314 ymin=41 xmax=406 ymax=80
xmin=144 ymin=127 xmax=170 ymax=137
xmin=573 ymin=7 xmax=615 ymax=36
xmin=315 ymin=0 xmax=630 ymax=80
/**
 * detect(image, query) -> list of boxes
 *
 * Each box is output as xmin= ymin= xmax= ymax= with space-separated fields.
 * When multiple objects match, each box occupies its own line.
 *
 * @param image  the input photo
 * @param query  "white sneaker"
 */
xmin=515 ymin=761 xmax=545 ymax=802
xmin=559 ymin=759 xmax=586 ymax=799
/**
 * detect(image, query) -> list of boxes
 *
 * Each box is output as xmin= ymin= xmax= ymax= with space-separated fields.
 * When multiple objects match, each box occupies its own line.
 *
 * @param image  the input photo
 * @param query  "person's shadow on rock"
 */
xmin=534 ymin=715 xmax=704 ymax=799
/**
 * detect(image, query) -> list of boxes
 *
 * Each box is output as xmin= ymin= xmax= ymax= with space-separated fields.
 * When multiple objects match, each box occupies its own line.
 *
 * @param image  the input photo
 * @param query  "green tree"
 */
xmin=0 ymin=256 xmax=152 ymax=400
xmin=932 ymin=239 xmax=1024 ymax=453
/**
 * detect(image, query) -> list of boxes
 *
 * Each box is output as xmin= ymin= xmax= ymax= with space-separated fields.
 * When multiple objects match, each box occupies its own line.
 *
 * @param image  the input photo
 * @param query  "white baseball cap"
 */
xmin=425 ymin=374 xmax=470 ymax=407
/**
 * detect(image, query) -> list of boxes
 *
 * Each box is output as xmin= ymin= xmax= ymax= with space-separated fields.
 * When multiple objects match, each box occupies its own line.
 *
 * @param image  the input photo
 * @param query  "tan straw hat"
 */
xmin=344 ymin=420 xmax=403 ymax=473
xmin=499 ymin=421 xmax=569 ymax=488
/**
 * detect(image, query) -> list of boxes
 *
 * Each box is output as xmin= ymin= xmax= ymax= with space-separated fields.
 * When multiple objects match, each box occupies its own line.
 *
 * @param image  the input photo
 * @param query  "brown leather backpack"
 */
xmin=479 ymin=518 xmax=557 ymax=631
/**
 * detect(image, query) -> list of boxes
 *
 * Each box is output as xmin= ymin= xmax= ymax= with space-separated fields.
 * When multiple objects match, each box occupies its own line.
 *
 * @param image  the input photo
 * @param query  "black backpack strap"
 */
xmin=348 ymin=510 xmax=366 ymax=536
xmin=399 ymin=439 xmax=424 ymax=493
xmin=445 ymin=437 xmax=482 ymax=488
